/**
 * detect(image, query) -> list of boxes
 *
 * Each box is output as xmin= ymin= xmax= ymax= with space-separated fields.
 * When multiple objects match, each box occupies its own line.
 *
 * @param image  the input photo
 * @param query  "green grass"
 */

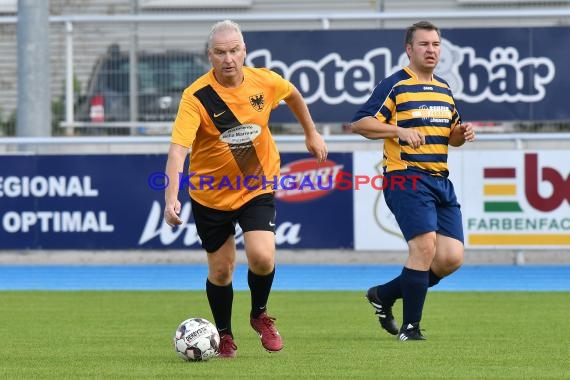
xmin=0 ymin=291 xmax=568 ymax=379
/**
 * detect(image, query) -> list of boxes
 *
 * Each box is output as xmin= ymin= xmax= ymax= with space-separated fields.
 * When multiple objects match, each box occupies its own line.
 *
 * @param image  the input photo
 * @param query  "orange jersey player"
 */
xmin=164 ymin=20 xmax=327 ymax=358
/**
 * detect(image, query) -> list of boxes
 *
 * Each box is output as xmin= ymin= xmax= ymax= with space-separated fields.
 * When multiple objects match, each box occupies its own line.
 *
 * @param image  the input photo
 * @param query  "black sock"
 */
xmin=400 ymin=267 xmax=429 ymax=326
xmin=206 ymin=279 xmax=233 ymax=336
xmin=248 ymin=267 xmax=275 ymax=319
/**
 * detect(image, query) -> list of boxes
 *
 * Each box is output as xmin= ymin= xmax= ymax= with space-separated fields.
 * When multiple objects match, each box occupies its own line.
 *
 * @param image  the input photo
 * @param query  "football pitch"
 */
xmin=1 ymin=291 xmax=568 ymax=379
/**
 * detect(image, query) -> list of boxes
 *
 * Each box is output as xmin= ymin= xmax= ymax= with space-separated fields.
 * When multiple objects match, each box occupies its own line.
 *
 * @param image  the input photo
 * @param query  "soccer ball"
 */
xmin=173 ymin=317 xmax=220 ymax=361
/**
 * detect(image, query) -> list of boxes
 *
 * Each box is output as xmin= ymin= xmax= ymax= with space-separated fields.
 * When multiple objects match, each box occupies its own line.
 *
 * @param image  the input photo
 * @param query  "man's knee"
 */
xmin=432 ymin=245 xmax=464 ymax=277
xmin=447 ymin=250 xmax=464 ymax=270
xmin=409 ymin=233 xmax=437 ymax=258
xmin=247 ymin=252 xmax=274 ymax=275
xmin=244 ymin=231 xmax=275 ymax=274
xmin=208 ymin=261 xmax=235 ymax=285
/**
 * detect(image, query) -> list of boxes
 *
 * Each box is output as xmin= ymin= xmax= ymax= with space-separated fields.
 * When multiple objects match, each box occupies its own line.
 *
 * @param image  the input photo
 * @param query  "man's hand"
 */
xmin=305 ymin=130 xmax=328 ymax=163
xmin=398 ymin=128 xmax=426 ymax=149
xmin=164 ymin=199 xmax=183 ymax=227
xmin=460 ymin=122 xmax=476 ymax=142
xmin=449 ymin=122 xmax=476 ymax=147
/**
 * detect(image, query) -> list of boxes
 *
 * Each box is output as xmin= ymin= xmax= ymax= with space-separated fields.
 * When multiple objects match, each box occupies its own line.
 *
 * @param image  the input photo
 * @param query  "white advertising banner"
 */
xmin=462 ymin=150 xmax=570 ymax=248
xmin=354 ymin=150 xmax=570 ymax=250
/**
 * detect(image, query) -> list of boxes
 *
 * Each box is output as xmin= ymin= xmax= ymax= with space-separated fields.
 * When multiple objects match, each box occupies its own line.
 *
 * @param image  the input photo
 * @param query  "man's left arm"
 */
xmin=284 ymin=85 xmax=328 ymax=162
xmin=449 ymin=122 xmax=476 ymax=147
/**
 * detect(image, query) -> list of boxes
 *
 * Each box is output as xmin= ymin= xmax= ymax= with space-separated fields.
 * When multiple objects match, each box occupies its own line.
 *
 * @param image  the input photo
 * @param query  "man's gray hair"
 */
xmin=207 ymin=19 xmax=244 ymax=49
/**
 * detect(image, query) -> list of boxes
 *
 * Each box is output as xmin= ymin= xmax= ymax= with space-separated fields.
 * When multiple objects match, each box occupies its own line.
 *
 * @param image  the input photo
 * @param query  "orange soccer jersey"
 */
xmin=171 ymin=66 xmax=292 ymax=210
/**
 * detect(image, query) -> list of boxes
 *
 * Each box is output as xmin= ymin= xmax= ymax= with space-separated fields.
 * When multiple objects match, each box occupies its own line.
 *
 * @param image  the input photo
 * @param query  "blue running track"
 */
xmin=1 ymin=264 xmax=569 ymax=291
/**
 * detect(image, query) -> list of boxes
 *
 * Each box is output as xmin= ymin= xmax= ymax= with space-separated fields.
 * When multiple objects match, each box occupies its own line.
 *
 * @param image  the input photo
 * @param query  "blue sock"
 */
xmin=400 ymin=267 xmax=429 ymax=326
xmin=429 ymin=269 xmax=441 ymax=287
xmin=376 ymin=269 xmax=440 ymax=305
xmin=376 ymin=277 xmax=402 ymax=306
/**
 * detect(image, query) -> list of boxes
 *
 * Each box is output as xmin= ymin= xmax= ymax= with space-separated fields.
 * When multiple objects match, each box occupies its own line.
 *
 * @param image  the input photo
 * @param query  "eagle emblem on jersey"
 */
xmin=249 ymin=93 xmax=264 ymax=112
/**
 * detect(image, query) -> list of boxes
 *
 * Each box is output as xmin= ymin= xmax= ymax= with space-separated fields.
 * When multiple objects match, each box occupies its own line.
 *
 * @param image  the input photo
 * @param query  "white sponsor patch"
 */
xmin=219 ymin=124 xmax=262 ymax=144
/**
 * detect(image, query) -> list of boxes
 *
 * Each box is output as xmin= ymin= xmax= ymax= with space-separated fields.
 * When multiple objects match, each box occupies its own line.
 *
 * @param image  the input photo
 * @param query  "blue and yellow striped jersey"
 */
xmin=351 ymin=66 xmax=461 ymax=176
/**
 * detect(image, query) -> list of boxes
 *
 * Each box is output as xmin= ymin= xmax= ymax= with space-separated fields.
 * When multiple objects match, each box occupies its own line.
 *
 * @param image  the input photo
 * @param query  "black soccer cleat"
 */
xmin=397 ymin=322 xmax=426 ymax=341
xmin=365 ymin=287 xmax=399 ymax=335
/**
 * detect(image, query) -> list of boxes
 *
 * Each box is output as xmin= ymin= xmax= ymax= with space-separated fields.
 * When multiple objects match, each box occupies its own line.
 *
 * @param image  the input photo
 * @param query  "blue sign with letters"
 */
xmin=0 ymin=153 xmax=353 ymax=250
xmin=244 ymin=27 xmax=565 ymax=122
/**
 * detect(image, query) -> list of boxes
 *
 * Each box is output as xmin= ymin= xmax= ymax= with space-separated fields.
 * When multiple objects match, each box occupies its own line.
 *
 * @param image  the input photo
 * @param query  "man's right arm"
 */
xmin=164 ymin=143 xmax=189 ymax=227
xmin=351 ymin=117 xmax=426 ymax=148
xmin=350 ymin=81 xmax=402 ymax=140
xmin=350 ymin=117 xmax=399 ymax=140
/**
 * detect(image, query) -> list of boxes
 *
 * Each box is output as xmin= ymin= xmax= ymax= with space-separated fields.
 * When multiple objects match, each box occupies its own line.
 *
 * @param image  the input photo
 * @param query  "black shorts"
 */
xmin=190 ymin=193 xmax=276 ymax=253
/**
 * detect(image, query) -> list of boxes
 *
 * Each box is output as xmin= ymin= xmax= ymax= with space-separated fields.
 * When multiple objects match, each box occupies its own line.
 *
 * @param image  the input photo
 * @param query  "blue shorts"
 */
xmin=383 ymin=169 xmax=464 ymax=243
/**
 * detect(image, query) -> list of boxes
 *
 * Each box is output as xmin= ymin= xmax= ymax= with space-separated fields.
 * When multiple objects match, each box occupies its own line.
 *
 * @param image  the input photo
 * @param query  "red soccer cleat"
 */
xmin=250 ymin=312 xmax=284 ymax=352
xmin=218 ymin=333 xmax=237 ymax=358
